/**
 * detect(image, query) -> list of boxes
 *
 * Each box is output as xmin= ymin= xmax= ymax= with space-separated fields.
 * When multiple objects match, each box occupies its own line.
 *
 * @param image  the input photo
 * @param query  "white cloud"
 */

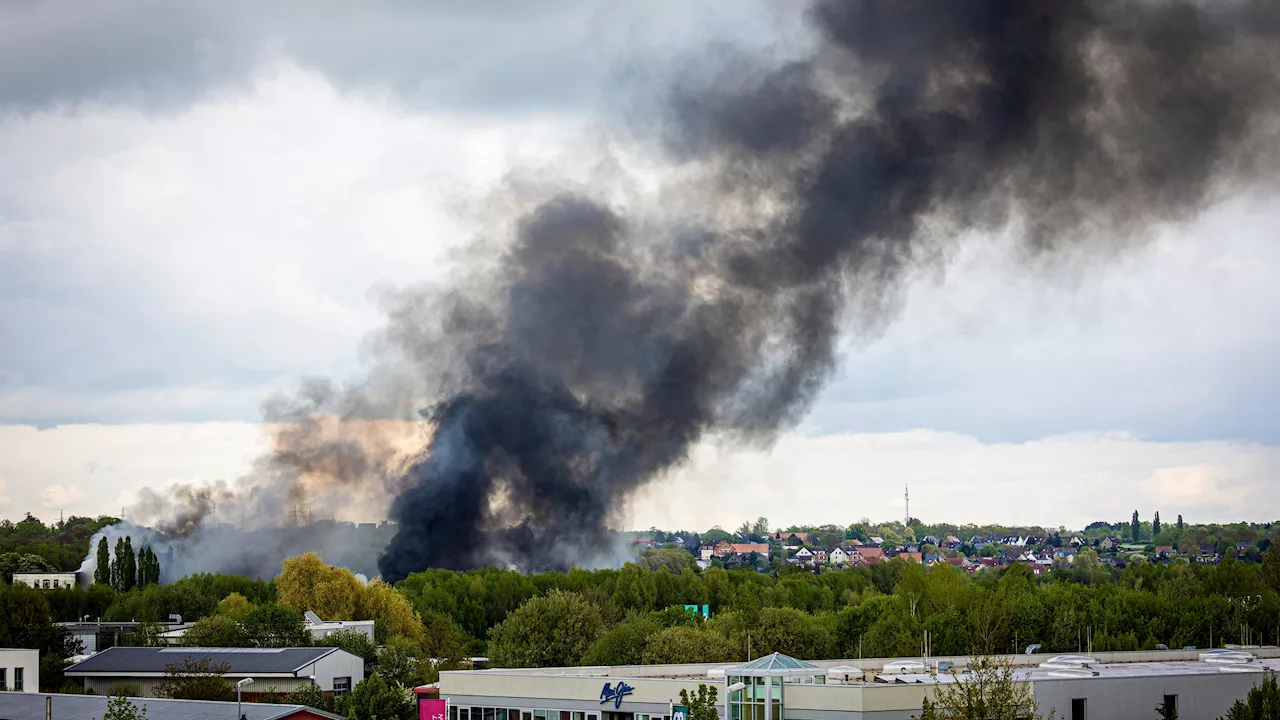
xmin=628 ymin=430 xmax=1280 ymax=531
xmin=1 ymin=421 xmax=1273 ymax=529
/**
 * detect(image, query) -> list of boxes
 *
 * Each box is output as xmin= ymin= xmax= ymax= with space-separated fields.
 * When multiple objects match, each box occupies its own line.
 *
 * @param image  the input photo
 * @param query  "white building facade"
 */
xmin=12 ymin=572 xmax=79 ymax=590
xmin=0 ymin=649 xmax=39 ymax=692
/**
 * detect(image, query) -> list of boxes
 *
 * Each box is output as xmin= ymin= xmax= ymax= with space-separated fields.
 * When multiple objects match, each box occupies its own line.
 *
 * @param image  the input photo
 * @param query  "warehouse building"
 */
xmin=64 ymin=646 xmax=364 ymax=698
xmin=0 ymin=692 xmax=342 ymax=720
xmin=0 ymin=649 xmax=38 ymax=693
xmin=439 ymin=648 xmax=1280 ymax=720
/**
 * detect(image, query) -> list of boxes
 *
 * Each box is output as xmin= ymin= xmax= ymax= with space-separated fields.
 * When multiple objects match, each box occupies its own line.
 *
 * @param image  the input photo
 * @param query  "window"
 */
xmin=1071 ymin=698 xmax=1086 ymax=720
xmin=0 ymin=668 xmax=6 ymax=689
xmin=13 ymin=667 xmax=22 ymax=691
xmin=484 ymin=708 xmax=496 ymax=720
xmin=1163 ymin=695 xmax=1178 ymax=713
xmin=42 ymin=580 xmax=50 ymax=589
xmin=333 ymin=676 xmax=351 ymax=694
xmin=450 ymin=707 xmax=458 ymax=720
xmin=53 ymin=579 xmax=60 ymax=588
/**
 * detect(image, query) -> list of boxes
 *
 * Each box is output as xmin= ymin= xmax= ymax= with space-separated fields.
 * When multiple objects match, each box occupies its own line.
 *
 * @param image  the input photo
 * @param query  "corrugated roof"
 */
xmin=65 ymin=647 xmax=340 ymax=675
xmin=0 ymin=693 xmax=342 ymax=720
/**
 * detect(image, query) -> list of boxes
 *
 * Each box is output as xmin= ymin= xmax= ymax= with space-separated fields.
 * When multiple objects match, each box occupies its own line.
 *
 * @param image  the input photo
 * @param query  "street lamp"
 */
xmin=237 ymin=677 xmax=254 ymax=718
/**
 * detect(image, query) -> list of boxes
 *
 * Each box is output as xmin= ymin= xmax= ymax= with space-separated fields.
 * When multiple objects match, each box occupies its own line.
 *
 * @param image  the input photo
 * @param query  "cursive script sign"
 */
xmin=599 ymin=682 xmax=634 ymax=709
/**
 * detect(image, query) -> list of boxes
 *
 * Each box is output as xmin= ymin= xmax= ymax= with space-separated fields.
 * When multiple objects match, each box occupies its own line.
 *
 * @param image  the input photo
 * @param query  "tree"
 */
xmin=581 ymin=616 xmax=661 ymax=666
xmin=153 ymin=657 xmax=235 ymax=702
xmin=488 ymin=591 xmax=604 ymax=668
xmin=336 ymin=674 xmax=414 ymax=720
xmin=95 ymin=537 xmax=111 ymax=587
xmin=360 ymin=580 xmax=426 ymax=644
xmin=641 ymin=626 xmax=737 ymax=664
xmin=915 ymin=656 xmax=1051 ymax=720
xmin=1260 ymin=545 xmax=1280 ymax=595
xmin=680 ymin=684 xmax=720 ymax=720
xmin=1176 ymin=514 xmax=1184 ymax=531
xmin=216 ymin=592 xmax=254 ymax=621
xmin=1220 ymin=672 xmax=1280 ymax=720
xmin=752 ymin=607 xmax=835 ymax=659
xmin=319 ymin=628 xmax=378 ymax=668
xmin=276 ymin=552 xmax=363 ymax=620
xmin=288 ymin=683 xmax=328 ymax=713
xmin=1132 ymin=511 xmax=1141 ymax=543
xmin=752 ymin=517 xmax=771 ymax=535
xmin=1153 ymin=513 xmax=1161 ymax=538
xmin=97 ymin=695 xmax=147 ymax=720
xmin=181 ymin=615 xmax=249 ymax=648
xmin=123 ymin=537 xmax=137 ymax=592
xmin=376 ymin=636 xmax=427 ymax=688
xmin=240 ymin=604 xmax=311 ymax=648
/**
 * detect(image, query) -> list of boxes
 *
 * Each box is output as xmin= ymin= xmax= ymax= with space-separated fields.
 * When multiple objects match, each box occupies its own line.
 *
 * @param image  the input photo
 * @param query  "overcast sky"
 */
xmin=2 ymin=2 xmax=1278 ymax=531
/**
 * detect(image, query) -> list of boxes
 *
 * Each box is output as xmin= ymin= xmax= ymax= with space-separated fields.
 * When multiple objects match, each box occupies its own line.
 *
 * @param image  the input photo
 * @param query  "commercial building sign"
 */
xmin=672 ymin=705 xmax=689 ymax=720
xmin=599 ymin=682 xmax=634 ymax=708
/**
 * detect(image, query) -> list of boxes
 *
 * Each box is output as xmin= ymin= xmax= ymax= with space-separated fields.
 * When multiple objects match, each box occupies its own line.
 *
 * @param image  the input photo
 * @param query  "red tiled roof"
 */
xmin=730 ymin=543 xmax=769 ymax=554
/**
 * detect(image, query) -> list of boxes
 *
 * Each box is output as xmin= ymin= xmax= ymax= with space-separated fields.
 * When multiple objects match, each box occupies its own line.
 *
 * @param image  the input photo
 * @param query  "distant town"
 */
xmin=624 ymin=512 xmax=1274 ymax=576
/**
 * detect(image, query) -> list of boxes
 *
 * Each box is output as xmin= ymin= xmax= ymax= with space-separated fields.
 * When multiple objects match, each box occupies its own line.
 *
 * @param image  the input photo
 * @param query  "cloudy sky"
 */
xmin=2 ymin=1 xmax=1278 ymax=532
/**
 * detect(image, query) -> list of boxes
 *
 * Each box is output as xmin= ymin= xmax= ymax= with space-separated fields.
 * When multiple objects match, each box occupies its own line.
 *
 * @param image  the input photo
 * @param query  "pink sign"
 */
xmin=421 ymin=698 xmax=447 ymax=720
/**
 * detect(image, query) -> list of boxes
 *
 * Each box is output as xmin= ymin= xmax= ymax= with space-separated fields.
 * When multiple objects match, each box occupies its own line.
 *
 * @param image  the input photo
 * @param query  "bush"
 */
xmin=105 ymin=682 xmax=141 ymax=698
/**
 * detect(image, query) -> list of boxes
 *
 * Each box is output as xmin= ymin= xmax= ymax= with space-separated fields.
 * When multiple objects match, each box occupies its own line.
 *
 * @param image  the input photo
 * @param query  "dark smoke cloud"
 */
xmin=134 ymin=0 xmax=1280 ymax=582
xmin=376 ymin=0 xmax=1280 ymax=580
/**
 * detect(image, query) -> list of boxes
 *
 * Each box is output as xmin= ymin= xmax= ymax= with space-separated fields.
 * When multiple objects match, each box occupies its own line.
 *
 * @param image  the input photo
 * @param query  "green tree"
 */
xmin=95 ymin=537 xmax=111 ymax=587
xmin=915 ymin=656 xmax=1051 ymax=720
xmin=376 ymin=636 xmax=427 ymax=687
xmin=318 ymin=629 xmax=378 ymax=668
xmin=216 ymin=593 xmax=255 ymax=621
xmin=1132 ymin=511 xmax=1141 ymax=543
xmin=97 ymin=695 xmax=147 ymax=720
xmin=488 ymin=591 xmax=604 ymax=668
xmin=335 ymin=674 xmax=414 ymax=720
xmin=1153 ymin=513 xmax=1161 ymax=538
xmin=752 ymin=607 xmax=835 ymax=659
xmin=1219 ymin=672 xmax=1280 ymax=720
xmin=153 ymin=657 xmax=235 ymax=701
xmin=1260 ymin=545 xmax=1280 ymax=595
xmin=1176 ymin=515 xmax=1183 ymax=530
xmin=641 ymin=626 xmax=737 ymax=664
xmin=240 ymin=604 xmax=311 ymax=648
xmin=581 ymin=616 xmax=661 ymax=666
xmin=752 ymin=517 xmax=771 ymax=536
xmin=680 ymin=684 xmax=720 ymax=720
xmin=288 ymin=683 xmax=328 ymax=712
xmin=181 ymin=615 xmax=250 ymax=648
xmin=123 ymin=537 xmax=137 ymax=592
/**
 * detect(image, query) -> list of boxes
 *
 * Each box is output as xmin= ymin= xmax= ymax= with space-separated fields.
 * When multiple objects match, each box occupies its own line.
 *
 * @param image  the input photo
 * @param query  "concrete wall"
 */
xmin=0 ymin=650 xmax=39 ymax=693
xmin=304 ymin=649 xmax=366 ymax=693
xmin=1034 ymin=672 xmax=1270 ymax=720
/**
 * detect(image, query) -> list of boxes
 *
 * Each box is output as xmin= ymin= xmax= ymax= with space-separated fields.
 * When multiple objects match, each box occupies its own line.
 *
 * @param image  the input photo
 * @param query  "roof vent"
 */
xmin=880 ymin=660 xmax=928 ymax=675
xmin=1219 ymin=663 xmax=1264 ymax=674
xmin=1201 ymin=650 xmax=1254 ymax=665
xmin=1046 ymin=668 xmax=1099 ymax=679
xmin=1039 ymin=655 xmax=1096 ymax=669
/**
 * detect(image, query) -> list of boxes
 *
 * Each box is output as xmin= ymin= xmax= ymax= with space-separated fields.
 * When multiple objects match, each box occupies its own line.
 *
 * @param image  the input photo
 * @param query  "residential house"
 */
xmin=699 ymin=544 xmax=715 ymax=561
xmin=942 ymin=536 xmax=961 ymax=549
xmin=920 ymin=535 xmax=940 ymax=547
xmin=898 ymin=552 xmax=923 ymax=563
xmin=854 ymin=546 xmax=884 ymax=563
xmin=712 ymin=541 xmax=736 ymax=558
xmin=1069 ymin=536 xmax=1086 ymax=546
xmin=793 ymin=547 xmax=814 ymax=564
xmin=869 ymin=536 xmax=884 ymax=545
xmin=1100 ymin=537 xmax=1124 ymax=550
xmin=1153 ymin=546 xmax=1175 ymax=558
xmin=770 ymin=531 xmax=809 ymax=546
xmin=829 ymin=547 xmax=851 ymax=566
xmin=631 ymin=535 xmax=655 ymax=547
xmin=812 ymin=548 xmax=829 ymax=566
xmin=65 ymin=647 xmax=364 ymax=699
xmin=729 ymin=543 xmax=769 ymax=558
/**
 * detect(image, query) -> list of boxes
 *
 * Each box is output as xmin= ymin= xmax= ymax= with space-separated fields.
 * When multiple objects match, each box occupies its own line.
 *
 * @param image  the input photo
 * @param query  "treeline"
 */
xmin=399 ymin=548 xmax=1280 ymax=666
xmin=0 ymin=514 xmax=117 ymax=581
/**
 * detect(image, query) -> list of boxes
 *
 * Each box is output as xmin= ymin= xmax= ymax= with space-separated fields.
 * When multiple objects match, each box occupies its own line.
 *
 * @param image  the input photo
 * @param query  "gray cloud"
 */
xmin=0 ymin=1 xmax=793 ymax=112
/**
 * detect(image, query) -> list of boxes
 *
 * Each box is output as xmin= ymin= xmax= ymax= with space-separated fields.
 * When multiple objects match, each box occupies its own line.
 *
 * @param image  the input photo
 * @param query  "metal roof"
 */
xmin=0 ymin=692 xmax=342 ymax=720
xmin=724 ymin=653 xmax=823 ymax=678
xmin=65 ymin=647 xmax=341 ymax=676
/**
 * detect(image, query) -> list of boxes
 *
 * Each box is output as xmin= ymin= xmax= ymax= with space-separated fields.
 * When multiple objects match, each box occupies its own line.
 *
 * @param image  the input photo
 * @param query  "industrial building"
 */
xmin=10 ymin=571 xmax=79 ymax=590
xmin=0 ymin=692 xmax=342 ymax=720
xmin=64 ymin=646 xmax=364 ymax=698
xmin=0 ymin=649 xmax=39 ymax=693
xmin=439 ymin=648 xmax=1280 ymax=720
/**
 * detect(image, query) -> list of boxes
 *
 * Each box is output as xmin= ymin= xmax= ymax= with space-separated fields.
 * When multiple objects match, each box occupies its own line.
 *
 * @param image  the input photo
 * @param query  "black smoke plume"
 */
xmin=376 ymin=0 xmax=1280 ymax=580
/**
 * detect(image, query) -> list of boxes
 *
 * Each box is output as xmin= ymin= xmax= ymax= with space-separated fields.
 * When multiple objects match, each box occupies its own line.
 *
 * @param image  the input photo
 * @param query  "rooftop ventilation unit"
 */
xmin=880 ymin=660 xmax=928 ymax=675
xmin=1045 ymin=668 xmax=1099 ymax=679
xmin=1201 ymin=650 xmax=1255 ymax=665
xmin=1219 ymin=663 xmax=1264 ymax=673
xmin=1039 ymin=655 xmax=1097 ymax=669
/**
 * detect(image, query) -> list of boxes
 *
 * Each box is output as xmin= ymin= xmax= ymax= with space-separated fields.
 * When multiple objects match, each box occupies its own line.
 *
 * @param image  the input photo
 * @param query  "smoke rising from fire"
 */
xmin=133 ymin=0 xmax=1280 ymax=582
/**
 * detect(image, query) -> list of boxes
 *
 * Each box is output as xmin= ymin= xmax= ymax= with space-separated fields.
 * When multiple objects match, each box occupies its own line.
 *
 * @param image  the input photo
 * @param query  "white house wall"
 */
xmin=0 ymin=650 xmax=39 ymax=693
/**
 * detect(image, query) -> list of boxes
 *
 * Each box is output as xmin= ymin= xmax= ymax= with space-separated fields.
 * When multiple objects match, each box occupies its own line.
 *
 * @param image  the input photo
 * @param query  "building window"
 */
xmin=13 ymin=667 xmax=22 ymax=691
xmin=42 ymin=580 xmax=50 ymax=589
xmin=0 ymin=668 xmax=6 ymax=689
xmin=333 ymin=677 xmax=350 ymax=694
xmin=1071 ymin=698 xmax=1086 ymax=720
xmin=1162 ymin=695 xmax=1178 ymax=714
